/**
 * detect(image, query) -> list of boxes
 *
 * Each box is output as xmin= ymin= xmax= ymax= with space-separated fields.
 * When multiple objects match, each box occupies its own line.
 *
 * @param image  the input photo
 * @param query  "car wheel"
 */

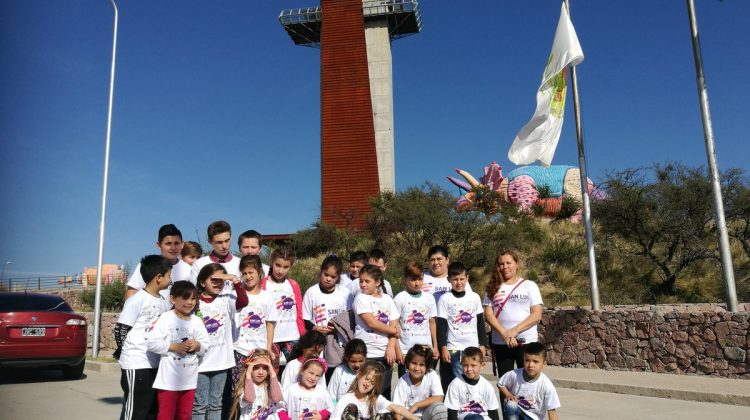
xmin=62 ymin=360 xmax=85 ymax=380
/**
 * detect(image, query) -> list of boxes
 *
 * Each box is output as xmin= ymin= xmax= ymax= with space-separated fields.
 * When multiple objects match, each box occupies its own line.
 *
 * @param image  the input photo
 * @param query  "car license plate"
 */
xmin=22 ymin=327 xmax=45 ymax=337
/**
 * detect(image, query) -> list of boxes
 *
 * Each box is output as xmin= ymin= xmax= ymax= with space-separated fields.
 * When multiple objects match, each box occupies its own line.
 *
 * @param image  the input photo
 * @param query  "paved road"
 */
xmin=1 ymin=367 xmax=749 ymax=419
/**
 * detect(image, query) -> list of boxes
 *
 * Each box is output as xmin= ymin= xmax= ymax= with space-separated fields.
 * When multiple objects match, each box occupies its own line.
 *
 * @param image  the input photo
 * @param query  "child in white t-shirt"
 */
xmin=229 ymin=349 xmax=284 ymax=420
xmin=261 ymin=248 xmax=304 ymax=375
xmin=302 ymin=255 xmax=351 ymax=379
xmin=190 ymin=221 xmax=242 ymax=288
xmin=327 ymin=339 xmax=367 ymax=404
xmin=280 ymin=358 xmax=333 ymax=420
xmin=444 ymin=347 xmax=500 ymax=420
xmin=497 ymin=343 xmax=560 ymax=420
xmin=436 ymin=262 xmax=487 ymax=391
xmin=193 ymin=263 xmax=249 ymax=420
xmin=280 ymin=331 xmax=328 ymax=390
xmin=393 ymin=261 xmax=438 ymax=377
xmin=338 ymin=251 xmax=368 ymax=290
xmin=147 ymin=281 xmax=209 ymax=419
xmin=234 ymin=255 xmax=277 ymax=385
xmin=352 ymin=265 xmax=400 ymax=399
xmin=115 ymin=255 xmax=171 ymax=420
xmin=393 ymin=345 xmax=446 ymax=419
xmin=331 ymin=361 xmax=417 ymax=420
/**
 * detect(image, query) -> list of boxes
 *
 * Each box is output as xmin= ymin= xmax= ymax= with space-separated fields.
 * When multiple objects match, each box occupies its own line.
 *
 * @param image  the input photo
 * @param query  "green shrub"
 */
xmin=80 ymin=280 xmax=126 ymax=311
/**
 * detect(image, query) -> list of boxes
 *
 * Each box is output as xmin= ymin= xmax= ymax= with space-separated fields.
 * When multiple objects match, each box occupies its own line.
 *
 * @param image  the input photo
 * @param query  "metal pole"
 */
xmin=686 ymin=0 xmax=737 ymax=311
xmin=93 ymin=0 xmax=118 ymax=357
xmin=563 ymin=0 xmax=600 ymax=310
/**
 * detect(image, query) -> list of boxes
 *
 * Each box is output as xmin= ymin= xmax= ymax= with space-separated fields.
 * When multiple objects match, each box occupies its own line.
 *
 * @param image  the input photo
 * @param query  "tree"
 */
xmin=592 ymin=164 xmax=719 ymax=296
xmin=723 ymin=169 xmax=750 ymax=259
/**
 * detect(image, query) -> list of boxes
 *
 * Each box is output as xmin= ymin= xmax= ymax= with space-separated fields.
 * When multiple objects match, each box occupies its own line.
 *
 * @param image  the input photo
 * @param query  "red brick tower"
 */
xmin=280 ymin=1 xmax=422 ymax=229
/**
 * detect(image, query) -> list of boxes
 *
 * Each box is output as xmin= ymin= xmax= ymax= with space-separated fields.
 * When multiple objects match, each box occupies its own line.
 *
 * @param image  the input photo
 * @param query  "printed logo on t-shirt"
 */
xmin=406 ymin=309 xmax=426 ymax=325
xmin=461 ymin=400 xmax=486 ymax=414
xmin=203 ymin=314 xmax=223 ymax=334
xmin=518 ymin=398 xmax=537 ymax=411
xmin=376 ymin=311 xmax=390 ymax=324
xmin=277 ymin=295 xmax=296 ymax=311
xmin=453 ymin=309 xmax=474 ymax=324
xmin=421 ymin=283 xmax=432 ymax=293
xmin=313 ymin=304 xmax=327 ymax=324
xmin=241 ymin=311 xmax=265 ymax=330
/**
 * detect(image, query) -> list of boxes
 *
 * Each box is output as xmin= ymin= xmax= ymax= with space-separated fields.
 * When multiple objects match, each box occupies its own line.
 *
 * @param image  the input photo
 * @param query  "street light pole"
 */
xmin=93 ymin=0 xmax=118 ymax=358
xmin=1 ymin=261 xmax=11 ymax=289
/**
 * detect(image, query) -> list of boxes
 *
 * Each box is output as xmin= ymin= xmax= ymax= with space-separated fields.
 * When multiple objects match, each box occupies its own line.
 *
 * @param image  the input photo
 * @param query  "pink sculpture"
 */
xmin=447 ymin=162 xmax=594 ymax=221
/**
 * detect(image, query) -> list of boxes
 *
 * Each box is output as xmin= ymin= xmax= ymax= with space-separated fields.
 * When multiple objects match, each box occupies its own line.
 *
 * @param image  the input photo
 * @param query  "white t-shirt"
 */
xmin=126 ymin=259 xmax=193 ymax=299
xmin=302 ymin=285 xmax=350 ymax=327
xmin=234 ymin=290 xmax=278 ymax=356
xmin=338 ymin=273 xmax=355 ymax=289
xmin=346 ymin=278 xmax=393 ymax=299
xmin=498 ymin=369 xmax=560 ymax=420
xmin=444 ymin=376 xmax=500 ymax=420
xmin=422 ymin=273 xmax=473 ymax=304
xmin=117 ymin=289 xmax=169 ymax=369
xmin=331 ymin=393 xmax=391 ymax=420
xmin=239 ymin=384 xmax=281 ymax=420
xmin=190 ymin=254 xmax=241 ymax=293
xmin=393 ymin=291 xmax=437 ymax=354
xmin=327 ymin=364 xmax=357 ymax=403
xmin=282 ymin=383 xmax=333 ymax=420
xmin=197 ymin=293 xmax=237 ymax=372
xmin=148 ymin=310 xmax=209 ymax=391
xmin=264 ymin=278 xmax=300 ymax=343
xmin=436 ymin=291 xmax=483 ymax=350
xmin=280 ymin=358 xmax=327 ymax=391
xmin=392 ymin=371 xmax=444 ymax=416
xmin=482 ymin=279 xmax=543 ymax=345
xmin=353 ymin=293 xmax=400 ymax=358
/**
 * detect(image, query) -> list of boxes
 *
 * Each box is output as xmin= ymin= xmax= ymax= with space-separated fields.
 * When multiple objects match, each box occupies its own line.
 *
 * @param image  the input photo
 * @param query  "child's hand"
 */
xmin=185 ymin=339 xmax=201 ymax=353
xmin=169 ymin=342 xmax=191 ymax=355
xmin=431 ymin=346 xmax=440 ymax=360
xmin=391 ymin=324 xmax=401 ymax=338
xmin=440 ymin=347 xmax=451 ymax=364
xmin=314 ymin=325 xmax=333 ymax=335
xmin=395 ymin=347 xmax=405 ymax=365
xmin=408 ymin=405 xmax=419 ymax=414
xmin=308 ymin=410 xmax=322 ymax=420
xmin=227 ymin=275 xmax=241 ymax=285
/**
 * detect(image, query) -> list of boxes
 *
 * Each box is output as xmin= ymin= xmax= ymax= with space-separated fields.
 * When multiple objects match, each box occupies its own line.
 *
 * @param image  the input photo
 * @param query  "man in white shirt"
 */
xmin=124 ymin=224 xmax=190 ymax=300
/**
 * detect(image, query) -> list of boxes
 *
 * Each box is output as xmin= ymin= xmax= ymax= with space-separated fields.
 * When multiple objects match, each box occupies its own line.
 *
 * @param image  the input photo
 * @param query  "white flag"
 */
xmin=508 ymin=3 xmax=584 ymax=167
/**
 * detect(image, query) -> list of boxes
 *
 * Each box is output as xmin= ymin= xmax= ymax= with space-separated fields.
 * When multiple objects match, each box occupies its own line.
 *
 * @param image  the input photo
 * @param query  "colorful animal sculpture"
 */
xmin=447 ymin=162 xmax=594 ymax=221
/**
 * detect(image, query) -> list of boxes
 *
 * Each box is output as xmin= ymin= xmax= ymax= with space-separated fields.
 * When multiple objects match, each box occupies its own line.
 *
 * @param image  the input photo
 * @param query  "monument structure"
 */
xmin=279 ymin=0 xmax=421 ymax=228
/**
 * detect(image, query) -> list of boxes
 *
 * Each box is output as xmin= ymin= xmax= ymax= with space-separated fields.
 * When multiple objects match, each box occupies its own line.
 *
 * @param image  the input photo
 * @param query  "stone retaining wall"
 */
xmin=83 ymin=312 xmax=119 ymax=353
xmin=539 ymin=304 xmax=750 ymax=379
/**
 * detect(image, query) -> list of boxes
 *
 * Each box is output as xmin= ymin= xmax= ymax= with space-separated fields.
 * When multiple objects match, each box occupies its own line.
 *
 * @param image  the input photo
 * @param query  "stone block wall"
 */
xmin=83 ymin=312 xmax=119 ymax=353
xmin=539 ymin=303 xmax=750 ymax=379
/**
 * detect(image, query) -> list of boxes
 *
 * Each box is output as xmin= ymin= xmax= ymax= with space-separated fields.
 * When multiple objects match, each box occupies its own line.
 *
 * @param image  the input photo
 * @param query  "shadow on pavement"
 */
xmin=99 ymin=396 xmax=123 ymax=405
xmin=0 ymin=368 xmax=87 ymax=385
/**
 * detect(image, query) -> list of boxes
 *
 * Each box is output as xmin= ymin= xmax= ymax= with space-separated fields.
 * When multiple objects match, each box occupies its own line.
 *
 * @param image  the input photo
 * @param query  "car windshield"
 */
xmin=0 ymin=293 xmax=73 ymax=312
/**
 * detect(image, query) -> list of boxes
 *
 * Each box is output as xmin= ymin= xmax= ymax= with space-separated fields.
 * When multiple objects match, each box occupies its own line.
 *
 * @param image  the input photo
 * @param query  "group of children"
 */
xmin=115 ymin=222 xmax=560 ymax=420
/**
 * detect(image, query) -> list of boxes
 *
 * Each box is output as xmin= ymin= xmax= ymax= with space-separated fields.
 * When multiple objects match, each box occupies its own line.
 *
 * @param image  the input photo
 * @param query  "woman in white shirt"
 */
xmin=482 ymin=250 xmax=544 ymax=379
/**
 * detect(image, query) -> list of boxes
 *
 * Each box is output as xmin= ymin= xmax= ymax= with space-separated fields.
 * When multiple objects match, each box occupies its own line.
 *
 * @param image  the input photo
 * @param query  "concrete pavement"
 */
xmin=1 ymin=362 xmax=749 ymax=419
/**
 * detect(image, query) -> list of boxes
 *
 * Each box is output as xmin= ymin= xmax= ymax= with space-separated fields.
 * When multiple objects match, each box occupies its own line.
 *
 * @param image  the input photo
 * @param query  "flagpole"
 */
xmin=93 ymin=0 xmax=118 ymax=358
xmin=563 ymin=0 xmax=600 ymax=310
xmin=686 ymin=0 xmax=737 ymax=312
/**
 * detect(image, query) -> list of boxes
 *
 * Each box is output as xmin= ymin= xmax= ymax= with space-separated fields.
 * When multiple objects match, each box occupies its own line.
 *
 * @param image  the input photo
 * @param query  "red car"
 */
xmin=0 ymin=292 xmax=87 ymax=379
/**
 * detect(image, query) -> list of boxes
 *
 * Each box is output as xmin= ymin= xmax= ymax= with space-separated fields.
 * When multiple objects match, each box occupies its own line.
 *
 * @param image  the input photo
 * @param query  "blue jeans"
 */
xmin=503 ymin=400 xmax=534 ymax=420
xmin=193 ymin=369 xmax=228 ymax=420
xmin=463 ymin=415 xmax=485 ymax=420
xmin=439 ymin=350 xmax=465 ymax=391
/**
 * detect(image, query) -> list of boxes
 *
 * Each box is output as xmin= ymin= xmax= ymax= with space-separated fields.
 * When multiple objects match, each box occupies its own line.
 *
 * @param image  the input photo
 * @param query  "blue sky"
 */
xmin=1 ymin=1 xmax=748 ymax=278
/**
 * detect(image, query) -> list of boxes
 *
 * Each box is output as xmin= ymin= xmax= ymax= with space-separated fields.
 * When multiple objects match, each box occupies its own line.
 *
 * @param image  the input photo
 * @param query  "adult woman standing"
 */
xmin=483 ymin=250 xmax=544 ymax=378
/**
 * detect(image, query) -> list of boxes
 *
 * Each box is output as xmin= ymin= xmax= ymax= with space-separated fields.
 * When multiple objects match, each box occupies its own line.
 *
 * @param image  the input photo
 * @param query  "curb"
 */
xmin=85 ymin=360 xmax=120 ymax=374
xmin=551 ymin=377 xmax=750 ymax=407
xmin=481 ymin=368 xmax=750 ymax=407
